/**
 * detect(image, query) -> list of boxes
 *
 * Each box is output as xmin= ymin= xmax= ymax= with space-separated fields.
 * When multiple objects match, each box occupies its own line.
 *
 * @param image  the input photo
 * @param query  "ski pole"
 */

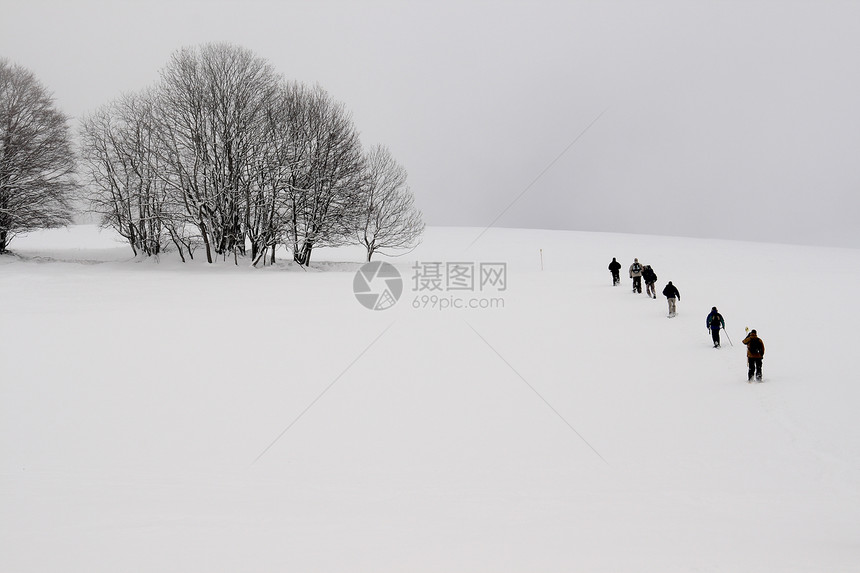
xmin=722 ymin=327 xmax=733 ymax=347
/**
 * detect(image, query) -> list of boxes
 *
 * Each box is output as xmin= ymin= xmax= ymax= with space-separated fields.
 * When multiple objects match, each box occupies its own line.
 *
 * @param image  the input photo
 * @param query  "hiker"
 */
xmin=629 ymin=258 xmax=643 ymax=293
xmin=706 ymin=307 xmax=725 ymax=347
xmin=608 ymin=258 xmax=621 ymax=286
xmin=662 ymin=281 xmax=680 ymax=317
xmin=642 ymin=264 xmax=658 ymax=298
xmin=742 ymin=329 xmax=765 ymax=381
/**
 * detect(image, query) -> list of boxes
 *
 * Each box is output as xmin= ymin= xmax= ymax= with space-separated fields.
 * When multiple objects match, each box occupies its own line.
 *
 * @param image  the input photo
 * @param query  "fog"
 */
xmin=3 ymin=0 xmax=858 ymax=247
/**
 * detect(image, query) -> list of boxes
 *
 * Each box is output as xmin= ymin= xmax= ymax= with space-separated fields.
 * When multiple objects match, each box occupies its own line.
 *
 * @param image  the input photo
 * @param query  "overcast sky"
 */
xmin=3 ymin=0 xmax=859 ymax=247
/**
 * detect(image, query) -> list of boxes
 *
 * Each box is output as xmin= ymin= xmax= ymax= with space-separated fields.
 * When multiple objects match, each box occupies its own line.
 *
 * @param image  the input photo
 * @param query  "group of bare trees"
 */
xmin=78 ymin=43 xmax=423 ymax=265
xmin=0 ymin=45 xmax=423 ymax=262
xmin=0 ymin=59 xmax=76 ymax=253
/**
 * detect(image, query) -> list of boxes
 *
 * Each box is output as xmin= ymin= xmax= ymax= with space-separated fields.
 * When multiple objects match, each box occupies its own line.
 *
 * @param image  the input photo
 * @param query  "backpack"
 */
xmin=632 ymin=263 xmax=641 ymax=273
xmin=747 ymin=337 xmax=763 ymax=355
xmin=709 ymin=313 xmax=721 ymax=328
xmin=643 ymin=267 xmax=656 ymax=283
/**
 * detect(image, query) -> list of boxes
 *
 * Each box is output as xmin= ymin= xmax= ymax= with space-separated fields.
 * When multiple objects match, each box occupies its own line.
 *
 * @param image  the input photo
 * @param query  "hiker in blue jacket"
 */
xmin=706 ymin=307 xmax=725 ymax=348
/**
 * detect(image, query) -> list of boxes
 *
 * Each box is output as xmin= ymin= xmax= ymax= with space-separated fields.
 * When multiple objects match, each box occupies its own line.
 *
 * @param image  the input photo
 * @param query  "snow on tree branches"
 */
xmin=79 ymin=43 xmax=423 ymax=266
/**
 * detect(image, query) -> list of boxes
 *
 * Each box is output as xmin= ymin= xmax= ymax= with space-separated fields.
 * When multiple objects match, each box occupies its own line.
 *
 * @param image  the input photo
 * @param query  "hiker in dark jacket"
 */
xmin=608 ymin=258 xmax=621 ymax=286
xmin=629 ymin=258 xmax=643 ymax=293
xmin=742 ymin=329 xmax=765 ymax=381
xmin=706 ymin=307 xmax=725 ymax=347
xmin=642 ymin=265 xmax=658 ymax=298
xmin=662 ymin=281 xmax=680 ymax=317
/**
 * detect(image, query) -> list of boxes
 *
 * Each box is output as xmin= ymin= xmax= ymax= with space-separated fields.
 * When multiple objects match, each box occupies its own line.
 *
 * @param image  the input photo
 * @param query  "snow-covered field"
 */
xmin=2 ymin=225 xmax=859 ymax=572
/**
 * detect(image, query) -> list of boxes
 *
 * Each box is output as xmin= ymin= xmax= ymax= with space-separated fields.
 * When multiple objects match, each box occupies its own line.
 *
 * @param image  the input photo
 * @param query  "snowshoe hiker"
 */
xmin=706 ymin=307 xmax=725 ymax=347
xmin=662 ymin=281 xmax=680 ymax=317
xmin=629 ymin=258 xmax=643 ymax=293
xmin=742 ymin=329 xmax=765 ymax=381
xmin=642 ymin=265 xmax=658 ymax=298
xmin=608 ymin=257 xmax=621 ymax=286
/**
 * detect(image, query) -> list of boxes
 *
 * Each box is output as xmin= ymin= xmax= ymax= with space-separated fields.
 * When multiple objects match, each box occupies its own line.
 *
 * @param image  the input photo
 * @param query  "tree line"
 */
xmin=0 ymin=44 xmax=423 ymax=264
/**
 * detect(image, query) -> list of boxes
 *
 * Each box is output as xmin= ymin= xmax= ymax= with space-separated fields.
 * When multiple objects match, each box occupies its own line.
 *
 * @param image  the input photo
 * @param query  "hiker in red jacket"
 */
xmin=742 ymin=329 xmax=765 ymax=382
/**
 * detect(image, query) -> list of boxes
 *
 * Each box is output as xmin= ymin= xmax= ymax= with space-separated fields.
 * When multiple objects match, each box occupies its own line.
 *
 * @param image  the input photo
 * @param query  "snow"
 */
xmin=2 ymin=225 xmax=859 ymax=572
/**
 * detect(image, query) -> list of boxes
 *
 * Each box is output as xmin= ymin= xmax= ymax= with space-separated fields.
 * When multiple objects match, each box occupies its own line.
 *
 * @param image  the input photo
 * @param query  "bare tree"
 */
xmin=155 ymin=43 xmax=278 ymax=263
xmin=245 ymin=97 xmax=297 ymax=266
xmin=0 ymin=59 xmax=76 ymax=253
xmin=280 ymin=83 xmax=366 ymax=266
xmin=80 ymin=91 xmax=176 ymax=257
xmin=358 ymin=145 xmax=423 ymax=261
xmin=78 ymin=44 xmax=409 ymax=268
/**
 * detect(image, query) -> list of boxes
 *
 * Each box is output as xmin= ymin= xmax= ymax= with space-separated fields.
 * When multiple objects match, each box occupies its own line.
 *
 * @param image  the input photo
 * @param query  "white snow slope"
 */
xmin=2 ymin=225 xmax=859 ymax=572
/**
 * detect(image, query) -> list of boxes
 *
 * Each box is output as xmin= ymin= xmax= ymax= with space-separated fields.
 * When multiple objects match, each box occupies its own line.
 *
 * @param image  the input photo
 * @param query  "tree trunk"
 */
xmin=293 ymin=241 xmax=313 ymax=266
xmin=172 ymin=238 xmax=186 ymax=263
xmin=252 ymin=246 xmax=267 ymax=267
xmin=128 ymin=224 xmax=138 ymax=256
xmin=199 ymin=218 xmax=213 ymax=264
